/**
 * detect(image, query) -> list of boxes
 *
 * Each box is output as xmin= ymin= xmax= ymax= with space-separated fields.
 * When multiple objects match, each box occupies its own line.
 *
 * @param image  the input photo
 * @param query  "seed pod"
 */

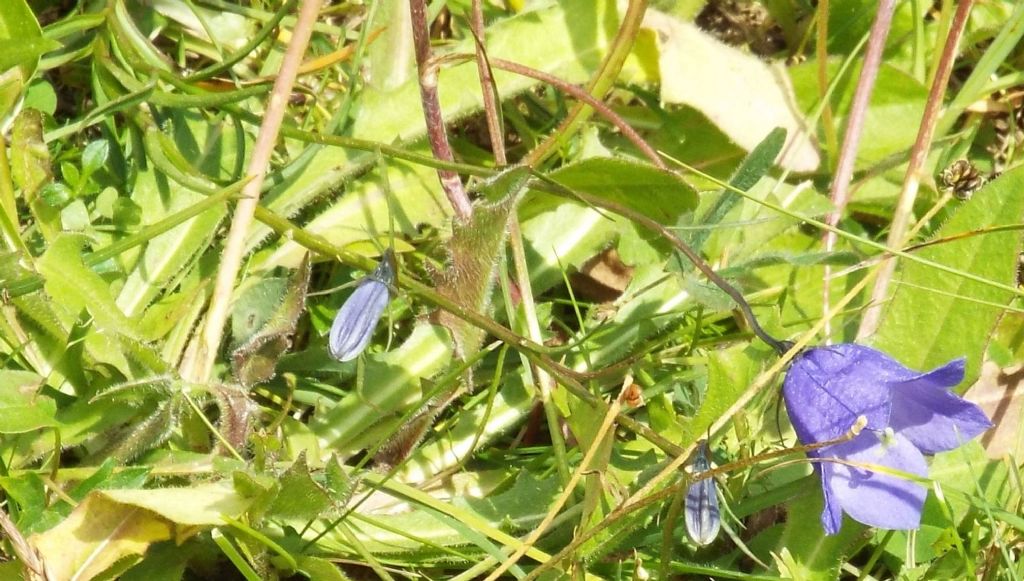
xmin=938 ymin=159 xmax=986 ymax=201
xmin=328 ymin=251 xmax=396 ymax=361
xmin=685 ymin=440 xmax=720 ymax=546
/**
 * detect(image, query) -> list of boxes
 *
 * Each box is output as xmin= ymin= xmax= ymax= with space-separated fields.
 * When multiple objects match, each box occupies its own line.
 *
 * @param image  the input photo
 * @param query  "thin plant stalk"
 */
xmin=524 ymin=0 xmax=649 ymax=167
xmin=815 ymin=0 xmax=838 ymax=164
xmin=469 ymin=0 xmax=506 ymax=166
xmin=483 ymin=381 xmax=629 ymax=580
xmin=822 ymin=0 xmax=896 ymax=340
xmin=180 ymin=0 xmax=322 ymax=383
xmin=409 ymin=0 xmax=472 ymax=220
xmin=858 ymin=0 xmax=975 ymax=339
xmin=490 ymin=58 xmax=666 ymax=168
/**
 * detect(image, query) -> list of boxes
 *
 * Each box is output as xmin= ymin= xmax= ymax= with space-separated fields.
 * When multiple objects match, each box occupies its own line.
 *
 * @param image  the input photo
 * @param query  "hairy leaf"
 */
xmin=872 ymin=166 xmax=1024 ymax=386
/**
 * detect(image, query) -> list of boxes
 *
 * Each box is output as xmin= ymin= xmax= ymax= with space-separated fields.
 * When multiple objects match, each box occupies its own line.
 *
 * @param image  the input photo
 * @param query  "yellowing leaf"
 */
xmin=99 ymin=482 xmax=252 ymax=527
xmin=30 ymin=482 xmax=251 ymax=581
xmin=31 ymin=494 xmax=174 ymax=581
xmin=641 ymin=10 xmax=820 ymax=172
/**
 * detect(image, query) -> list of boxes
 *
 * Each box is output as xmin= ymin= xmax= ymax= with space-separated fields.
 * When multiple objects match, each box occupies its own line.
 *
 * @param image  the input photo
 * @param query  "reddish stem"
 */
xmin=409 ymin=0 xmax=473 ymax=220
xmin=858 ymin=0 xmax=975 ymax=338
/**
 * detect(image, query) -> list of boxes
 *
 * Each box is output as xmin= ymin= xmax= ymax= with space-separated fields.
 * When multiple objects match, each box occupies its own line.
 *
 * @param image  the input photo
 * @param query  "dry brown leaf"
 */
xmin=964 ymin=360 xmax=1024 ymax=462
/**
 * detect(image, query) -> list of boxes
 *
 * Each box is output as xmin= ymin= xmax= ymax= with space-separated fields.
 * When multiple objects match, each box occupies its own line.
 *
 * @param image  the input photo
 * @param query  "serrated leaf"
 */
xmin=872 ymin=166 xmax=1024 ymax=386
xmin=232 ymin=254 xmax=311 ymax=386
xmin=0 ymin=370 xmax=56 ymax=433
xmin=267 ymin=454 xmax=334 ymax=521
xmin=436 ymin=168 xmax=526 ymax=359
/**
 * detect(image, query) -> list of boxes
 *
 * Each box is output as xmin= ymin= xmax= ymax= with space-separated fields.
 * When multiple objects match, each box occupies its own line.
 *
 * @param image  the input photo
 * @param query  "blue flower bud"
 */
xmin=685 ymin=440 xmax=720 ymax=546
xmin=328 ymin=251 xmax=396 ymax=361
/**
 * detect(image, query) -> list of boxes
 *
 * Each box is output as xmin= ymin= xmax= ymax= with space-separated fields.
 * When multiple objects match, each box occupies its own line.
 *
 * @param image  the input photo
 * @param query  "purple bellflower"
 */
xmin=328 ymin=251 xmax=395 ymax=362
xmin=782 ymin=344 xmax=991 ymax=535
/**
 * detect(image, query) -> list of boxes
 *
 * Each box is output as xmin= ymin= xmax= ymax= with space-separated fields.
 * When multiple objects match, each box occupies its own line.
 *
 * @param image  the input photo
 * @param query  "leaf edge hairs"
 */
xmin=685 ymin=439 xmax=721 ymax=546
xmin=328 ymin=250 xmax=396 ymax=362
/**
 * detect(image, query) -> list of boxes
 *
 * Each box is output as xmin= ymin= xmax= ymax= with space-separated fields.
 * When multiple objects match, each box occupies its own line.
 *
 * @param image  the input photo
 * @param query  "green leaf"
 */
xmin=117 ymin=166 xmax=227 ymax=317
xmin=0 ymin=37 xmax=60 ymax=73
xmin=297 ymin=556 xmax=352 ymax=581
xmin=81 ymin=139 xmax=110 ymax=177
xmin=267 ymin=455 xmax=334 ymax=521
xmin=679 ymin=343 xmax=764 ymax=446
xmin=544 ymin=158 xmax=698 ymax=223
xmin=686 ymin=127 xmax=787 ymax=254
xmin=0 ymin=0 xmax=56 ymax=118
xmin=232 ymin=254 xmax=311 ymax=386
xmin=0 ymin=370 xmax=56 ymax=433
xmin=773 ymin=481 xmax=866 ymax=581
xmin=38 ymin=234 xmax=141 ymax=339
xmin=872 ymin=166 xmax=1024 ymax=386
xmin=791 ymin=61 xmax=928 ymax=170
xmin=38 ymin=181 xmax=72 ymax=208
xmin=643 ymin=11 xmax=818 ymax=171
xmin=364 ymin=0 xmax=415 ymax=91
xmin=310 ymin=323 xmax=454 ymax=452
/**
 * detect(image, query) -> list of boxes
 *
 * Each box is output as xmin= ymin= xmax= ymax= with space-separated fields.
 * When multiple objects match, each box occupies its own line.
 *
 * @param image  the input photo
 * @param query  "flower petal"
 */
xmin=818 ymin=465 xmax=844 ymax=535
xmin=890 ymin=359 xmax=991 ymax=454
xmin=328 ymin=278 xmax=390 ymax=361
xmin=820 ymin=432 xmax=927 ymax=532
xmin=783 ymin=345 xmax=896 ymax=444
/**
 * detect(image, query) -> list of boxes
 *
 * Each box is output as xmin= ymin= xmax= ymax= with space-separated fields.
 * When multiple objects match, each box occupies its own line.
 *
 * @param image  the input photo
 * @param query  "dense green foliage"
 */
xmin=0 ymin=0 xmax=1022 ymax=579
